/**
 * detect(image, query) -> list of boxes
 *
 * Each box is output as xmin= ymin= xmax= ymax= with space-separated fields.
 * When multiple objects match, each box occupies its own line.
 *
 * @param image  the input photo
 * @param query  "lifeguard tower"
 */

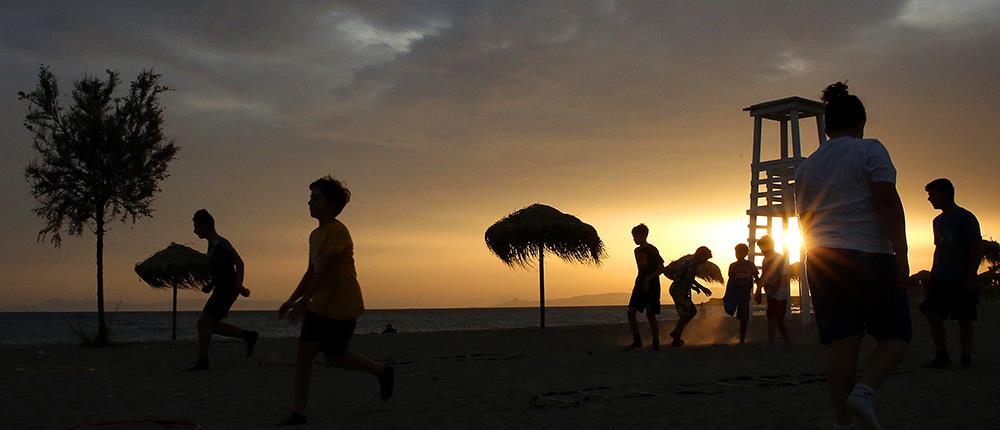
xmin=744 ymin=97 xmax=825 ymax=322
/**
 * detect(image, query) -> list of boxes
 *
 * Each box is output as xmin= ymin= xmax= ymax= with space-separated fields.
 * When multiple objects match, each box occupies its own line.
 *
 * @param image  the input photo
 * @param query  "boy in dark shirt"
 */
xmin=726 ymin=243 xmax=759 ymax=344
xmin=187 ymin=209 xmax=258 ymax=371
xmin=920 ymin=178 xmax=982 ymax=368
xmin=626 ymin=224 xmax=665 ymax=350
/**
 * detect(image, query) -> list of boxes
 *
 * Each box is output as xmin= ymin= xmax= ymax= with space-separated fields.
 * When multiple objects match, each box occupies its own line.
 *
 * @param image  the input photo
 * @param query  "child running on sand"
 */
xmin=657 ymin=246 xmax=713 ymax=347
xmin=186 ymin=209 xmax=258 ymax=371
xmin=725 ymin=243 xmax=758 ymax=344
xmin=277 ymin=176 xmax=394 ymax=426
xmin=754 ymin=235 xmax=791 ymax=348
xmin=626 ymin=224 xmax=665 ymax=350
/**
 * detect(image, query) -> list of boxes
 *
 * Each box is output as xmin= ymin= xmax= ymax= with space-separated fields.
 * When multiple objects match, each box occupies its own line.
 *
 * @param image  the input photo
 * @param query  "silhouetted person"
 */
xmin=920 ymin=178 xmax=982 ymax=369
xmin=796 ymin=82 xmax=911 ymax=429
xmin=187 ymin=209 xmax=258 ymax=371
xmin=658 ymin=246 xmax=713 ymax=347
xmin=277 ymin=176 xmax=394 ymax=426
xmin=626 ymin=224 xmax=664 ymax=350
xmin=754 ymin=235 xmax=791 ymax=348
xmin=725 ymin=243 xmax=758 ymax=344
xmin=382 ymin=323 xmax=397 ymax=334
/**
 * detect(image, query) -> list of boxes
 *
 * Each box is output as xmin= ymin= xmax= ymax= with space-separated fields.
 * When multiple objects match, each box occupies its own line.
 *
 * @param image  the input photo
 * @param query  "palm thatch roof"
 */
xmin=485 ymin=203 xmax=606 ymax=268
xmin=134 ymin=243 xmax=210 ymax=290
xmin=696 ymin=261 xmax=725 ymax=284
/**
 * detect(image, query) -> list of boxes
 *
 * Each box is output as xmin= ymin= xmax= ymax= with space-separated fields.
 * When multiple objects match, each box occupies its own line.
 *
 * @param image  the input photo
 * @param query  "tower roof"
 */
xmin=744 ymin=96 xmax=824 ymax=121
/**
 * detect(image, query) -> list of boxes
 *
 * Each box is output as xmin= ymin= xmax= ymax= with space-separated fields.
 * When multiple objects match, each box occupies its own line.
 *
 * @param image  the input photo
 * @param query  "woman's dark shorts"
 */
xmin=203 ymin=290 xmax=239 ymax=319
xmin=806 ymin=247 xmax=912 ymax=345
xmin=300 ymin=311 xmax=357 ymax=357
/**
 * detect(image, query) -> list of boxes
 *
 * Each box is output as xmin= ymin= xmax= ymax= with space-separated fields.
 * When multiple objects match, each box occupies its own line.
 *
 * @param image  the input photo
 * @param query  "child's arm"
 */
xmin=691 ymin=279 xmax=712 ymax=296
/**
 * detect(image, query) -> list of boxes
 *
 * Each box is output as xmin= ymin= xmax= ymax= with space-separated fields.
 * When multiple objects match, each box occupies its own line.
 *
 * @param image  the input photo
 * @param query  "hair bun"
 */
xmin=822 ymin=82 xmax=850 ymax=103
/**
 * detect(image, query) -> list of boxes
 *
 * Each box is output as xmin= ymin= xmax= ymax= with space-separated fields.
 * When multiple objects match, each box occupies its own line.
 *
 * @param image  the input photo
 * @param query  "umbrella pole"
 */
xmin=172 ymin=284 xmax=177 ymax=341
xmin=539 ymin=246 xmax=545 ymax=329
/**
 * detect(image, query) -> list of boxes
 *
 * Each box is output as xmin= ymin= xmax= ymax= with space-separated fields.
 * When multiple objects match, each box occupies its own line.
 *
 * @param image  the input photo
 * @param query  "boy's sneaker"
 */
xmin=651 ymin=340 xmax=660 ymax=351
xmin=922 ymin=355 xmax=951 ymax=369
xmin=844 ymin=384 xmax=881 ymax=430
xmin=960 ymin=354 xmax=972 ymax=369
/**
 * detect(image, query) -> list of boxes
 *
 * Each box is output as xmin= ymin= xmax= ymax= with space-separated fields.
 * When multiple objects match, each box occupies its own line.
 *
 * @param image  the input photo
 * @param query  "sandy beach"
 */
xmin=4 ymin=305 xmax=999 ymax=430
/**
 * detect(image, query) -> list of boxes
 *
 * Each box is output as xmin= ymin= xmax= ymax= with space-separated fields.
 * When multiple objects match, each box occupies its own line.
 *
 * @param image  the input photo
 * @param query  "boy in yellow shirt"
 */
xmin=278 ymin=176 xmax=394 ymax=425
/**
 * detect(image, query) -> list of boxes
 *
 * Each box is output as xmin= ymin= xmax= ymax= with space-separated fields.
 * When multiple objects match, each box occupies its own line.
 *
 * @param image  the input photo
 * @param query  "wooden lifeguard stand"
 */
xmin=744 ymin=96 xmax=825 ymax=322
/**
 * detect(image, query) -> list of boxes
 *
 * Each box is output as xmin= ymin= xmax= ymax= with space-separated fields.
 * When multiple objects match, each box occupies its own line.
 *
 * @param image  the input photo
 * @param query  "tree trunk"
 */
xmin=539 ymin=246 xmax=545 ymax=329
xmin=95 ymin=207 xmax=108 ymax=345
xmin=172 ymin=284 xmax=177 ymax=341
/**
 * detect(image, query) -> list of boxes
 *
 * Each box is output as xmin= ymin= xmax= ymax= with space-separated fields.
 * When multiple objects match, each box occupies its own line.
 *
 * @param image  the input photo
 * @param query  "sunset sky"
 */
xmin=1 ymin=1 xmax=998 ymax=310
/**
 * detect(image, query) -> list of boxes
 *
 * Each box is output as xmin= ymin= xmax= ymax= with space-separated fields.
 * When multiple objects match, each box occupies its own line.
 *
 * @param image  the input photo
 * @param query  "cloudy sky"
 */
xmin=1 ymin=0 xmax=998 ymax=309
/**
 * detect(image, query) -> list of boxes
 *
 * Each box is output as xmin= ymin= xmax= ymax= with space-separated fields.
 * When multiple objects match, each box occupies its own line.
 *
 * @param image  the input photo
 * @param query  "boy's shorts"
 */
xmin=300 ymin=311 xmax=357 ymax=357
xmin=203 ymin=289 xmax=238 ymax=320
xmin=919 ymin=280 xmax=978 ymax=321
xmin=670 ymin=282 xmax=697 ymax=321
xmin=766 ymin=298 xmax=787 ymax=320
xmin=628 ymin=278 xmax=661 ymax=315
xmin=806 ymin=247 xmax=912 ymax=345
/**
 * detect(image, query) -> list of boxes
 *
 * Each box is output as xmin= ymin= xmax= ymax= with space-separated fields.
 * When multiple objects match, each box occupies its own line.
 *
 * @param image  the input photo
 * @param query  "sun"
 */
xmin=769 ymin=217 xmax=802 ymax=263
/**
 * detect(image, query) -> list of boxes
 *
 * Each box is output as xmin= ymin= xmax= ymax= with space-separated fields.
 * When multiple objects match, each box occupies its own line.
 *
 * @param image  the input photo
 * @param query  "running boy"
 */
xmin=187 ymin=209 xmax=258 ymax=371
xmin=277 ymin=176 xmax=394 ymax=425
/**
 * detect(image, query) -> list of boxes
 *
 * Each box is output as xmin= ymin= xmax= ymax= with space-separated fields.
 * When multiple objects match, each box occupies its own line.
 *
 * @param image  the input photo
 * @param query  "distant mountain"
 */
xmin=0 ymin=298 xmax=285 ymax=312
xmin=493 ymin=292 xmax=630 ymax=308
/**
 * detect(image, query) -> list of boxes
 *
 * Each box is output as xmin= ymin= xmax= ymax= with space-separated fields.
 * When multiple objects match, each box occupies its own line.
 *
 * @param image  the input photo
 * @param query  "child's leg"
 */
xmin=293 ymin=341 xmax=319 ymax=415
xmin=627 ymin=308 xmax=642 ymax=346
xmin=778 ymin=317 xmax=791 ymax=345
xmin=646 ymin=312 xmax=659 ymax=348
xmin=739 ymin=318 xmax=749 ymax=344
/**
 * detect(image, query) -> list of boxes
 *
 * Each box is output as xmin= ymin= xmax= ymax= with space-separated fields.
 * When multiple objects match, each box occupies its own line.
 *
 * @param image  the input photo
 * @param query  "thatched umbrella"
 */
xmin=485 ymin=204 xmax=606 ymax=329
xmin=135 ymin=243 xmax=209 ymax=340
xmin=696 ymin=261 xmax=725 ymax=284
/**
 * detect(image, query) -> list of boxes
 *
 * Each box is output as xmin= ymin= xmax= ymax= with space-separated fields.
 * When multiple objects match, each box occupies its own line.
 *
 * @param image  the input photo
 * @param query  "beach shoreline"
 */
xmin=4 ymin=306 xmax=999 ymax=429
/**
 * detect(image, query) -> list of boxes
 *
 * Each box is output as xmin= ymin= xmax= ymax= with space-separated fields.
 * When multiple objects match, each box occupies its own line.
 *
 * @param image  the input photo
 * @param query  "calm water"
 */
xmin=0 ymin=306 xmax=699 ymax=345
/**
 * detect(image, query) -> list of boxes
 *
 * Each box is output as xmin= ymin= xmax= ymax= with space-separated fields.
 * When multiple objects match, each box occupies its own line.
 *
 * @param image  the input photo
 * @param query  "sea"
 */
xmin=0 ymin=306 xmax=707 ymax=345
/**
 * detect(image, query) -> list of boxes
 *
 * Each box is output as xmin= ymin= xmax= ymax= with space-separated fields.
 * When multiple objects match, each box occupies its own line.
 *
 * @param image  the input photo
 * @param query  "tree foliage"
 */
xmin=19 ymin=65 xmax=177 ymax=244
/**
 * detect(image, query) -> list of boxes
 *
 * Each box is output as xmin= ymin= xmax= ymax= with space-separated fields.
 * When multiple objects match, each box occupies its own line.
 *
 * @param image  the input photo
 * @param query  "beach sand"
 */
xmin=3 ymin=305 xmax=999 ymax=429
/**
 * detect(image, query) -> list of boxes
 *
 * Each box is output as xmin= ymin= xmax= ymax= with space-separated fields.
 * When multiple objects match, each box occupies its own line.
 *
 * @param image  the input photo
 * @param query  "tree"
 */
xmin=19 ymin=66 xmax=178 ymax=345
xmin=485 ymin=204 xmax=606 ymax=328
